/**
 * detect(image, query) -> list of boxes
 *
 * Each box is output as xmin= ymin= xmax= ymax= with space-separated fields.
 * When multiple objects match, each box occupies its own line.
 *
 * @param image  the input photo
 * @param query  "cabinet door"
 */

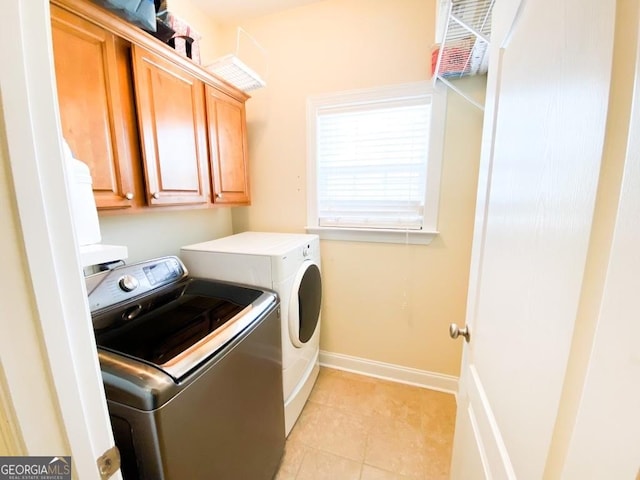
xmin=131 ymin=46 xmax=210 ymax=206
xmin=51 ymin=5 xmax=139 ymax=210
xmin=205 ymin=86 xmax=251 ymax=205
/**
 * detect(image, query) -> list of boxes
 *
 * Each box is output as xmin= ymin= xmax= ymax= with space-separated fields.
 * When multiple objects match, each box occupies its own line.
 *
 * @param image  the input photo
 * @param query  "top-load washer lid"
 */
xmin=97 ymin=283 xmax=247 ymax=367
xmin=89 ymin=257 xmax=277 ymax=382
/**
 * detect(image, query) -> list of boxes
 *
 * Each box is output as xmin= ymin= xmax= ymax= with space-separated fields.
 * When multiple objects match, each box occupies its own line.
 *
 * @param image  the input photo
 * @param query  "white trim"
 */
xmin=467 ymin=403 xmax=492 ymax=479
xmin=425 ymin=82 xmax=447 ymax=230
xmin=306 ymin=226 xmax=438 ymax=245
xmin=306 ymin=82 xmax=447 ymax=245
xmin=319 ymin=350 xmax=458 ymax=395
xmin=467 ymin=366 xmax=517 ymax=479
xmin=1 ymin=1 xmax=118 ymax=478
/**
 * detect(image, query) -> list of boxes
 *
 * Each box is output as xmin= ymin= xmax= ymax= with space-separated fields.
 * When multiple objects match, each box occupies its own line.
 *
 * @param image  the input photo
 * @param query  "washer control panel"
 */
xmin=88 ymin=256 xmax=187 ymax=313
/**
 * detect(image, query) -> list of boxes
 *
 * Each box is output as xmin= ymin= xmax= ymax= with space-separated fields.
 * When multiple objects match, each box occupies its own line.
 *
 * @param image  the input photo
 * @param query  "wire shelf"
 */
xmin=208 ymin=54 xmax=266 ymax=92
xmin=433 ymin=0 xmax=495 ymax=109
xmin=206 ymin=28 xmax=267 ymax=93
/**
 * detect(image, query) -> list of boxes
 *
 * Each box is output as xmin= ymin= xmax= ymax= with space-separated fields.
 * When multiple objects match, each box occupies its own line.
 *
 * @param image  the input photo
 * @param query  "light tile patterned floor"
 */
xmin=275 ymin=367 xmax=457 ymax=480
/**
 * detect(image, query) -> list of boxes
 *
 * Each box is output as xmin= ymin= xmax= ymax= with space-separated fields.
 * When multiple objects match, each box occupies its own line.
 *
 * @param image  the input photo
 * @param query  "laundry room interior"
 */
xmin=98 ymin=0 xmax=483 ymax=394
xmin=2 ymin=0 xmax=639 ymax=479
xmin=91 ymin=0 xmax=483 ymax=475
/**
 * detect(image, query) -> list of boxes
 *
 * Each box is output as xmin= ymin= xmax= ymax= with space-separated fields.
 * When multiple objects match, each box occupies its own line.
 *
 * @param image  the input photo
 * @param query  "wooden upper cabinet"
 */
xmin=131 ymin=45 xmax=210 ymax=206
xmin=51 ymin=0 xmax=252 ymax=210
xmin=51 ymin=4 xmax=139 ymax=210
xmin=205 ymin=85 xmax=251 ymax=205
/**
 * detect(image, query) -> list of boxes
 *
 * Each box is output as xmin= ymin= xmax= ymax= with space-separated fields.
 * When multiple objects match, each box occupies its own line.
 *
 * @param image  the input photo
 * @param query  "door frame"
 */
xmin=1 ymin=1 xmax=118 ymax=478
xmin=554 ymin=5 xmax=640 ymax=474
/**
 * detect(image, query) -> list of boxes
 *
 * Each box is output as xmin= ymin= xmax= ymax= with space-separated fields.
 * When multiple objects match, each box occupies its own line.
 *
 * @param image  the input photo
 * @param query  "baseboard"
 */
xmin=319 ymin=350 xmax=459 ymax=395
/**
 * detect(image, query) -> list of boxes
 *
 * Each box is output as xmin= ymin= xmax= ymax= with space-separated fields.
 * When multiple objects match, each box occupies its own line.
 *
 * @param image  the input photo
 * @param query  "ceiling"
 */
xmin=188 ymin=0 xmax=326 ymax=21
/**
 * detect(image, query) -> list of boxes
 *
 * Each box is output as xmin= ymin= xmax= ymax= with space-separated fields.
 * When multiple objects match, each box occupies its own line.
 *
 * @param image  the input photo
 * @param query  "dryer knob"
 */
xmin=303 ymin=246 xmax=310 ymax=257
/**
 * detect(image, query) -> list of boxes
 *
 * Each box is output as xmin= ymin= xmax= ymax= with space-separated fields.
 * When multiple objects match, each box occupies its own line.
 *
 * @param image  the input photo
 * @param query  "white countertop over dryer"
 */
xmin=183 ymin=231 xmax=318 ymax=256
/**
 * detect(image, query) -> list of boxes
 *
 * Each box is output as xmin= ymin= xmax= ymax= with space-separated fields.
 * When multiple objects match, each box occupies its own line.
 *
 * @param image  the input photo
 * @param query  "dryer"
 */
xmin=181 ymin=232 xmax=322 ymax=435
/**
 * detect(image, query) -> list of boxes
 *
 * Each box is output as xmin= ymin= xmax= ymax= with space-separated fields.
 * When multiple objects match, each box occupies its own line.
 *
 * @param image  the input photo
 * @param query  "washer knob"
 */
xmin=303 ymin=246 xmax=310 ymax=257
xmin=118 ymin=275 xmax=139 ymax=293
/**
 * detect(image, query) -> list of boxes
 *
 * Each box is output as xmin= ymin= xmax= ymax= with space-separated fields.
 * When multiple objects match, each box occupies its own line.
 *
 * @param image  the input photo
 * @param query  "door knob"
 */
xmin=449 ymin=323 xmax=471 ymax=342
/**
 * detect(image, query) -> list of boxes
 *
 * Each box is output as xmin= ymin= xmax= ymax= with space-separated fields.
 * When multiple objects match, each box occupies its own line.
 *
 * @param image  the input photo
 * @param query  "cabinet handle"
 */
xmin=152 ymin=192 xmax=160 ymax=200
xmin=216 ymin=193 xmax=223 ymax=199
xmin=125 ymin=192 xmax=134 ymax=200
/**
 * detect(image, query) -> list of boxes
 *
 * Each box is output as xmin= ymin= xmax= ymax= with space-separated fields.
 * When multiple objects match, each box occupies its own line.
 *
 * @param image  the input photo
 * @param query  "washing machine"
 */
xmin=180 ymin=232 xmax=322 ymax=435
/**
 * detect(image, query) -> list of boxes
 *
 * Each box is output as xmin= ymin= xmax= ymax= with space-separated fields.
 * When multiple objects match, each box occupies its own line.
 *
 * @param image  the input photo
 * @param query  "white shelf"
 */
xmin=434 ymin=0 xmax=495 ymax=110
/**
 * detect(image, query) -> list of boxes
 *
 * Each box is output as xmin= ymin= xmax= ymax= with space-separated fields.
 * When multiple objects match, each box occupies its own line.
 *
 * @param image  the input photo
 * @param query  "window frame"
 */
xmin=305 ymin=81 xmax=447 ymax=245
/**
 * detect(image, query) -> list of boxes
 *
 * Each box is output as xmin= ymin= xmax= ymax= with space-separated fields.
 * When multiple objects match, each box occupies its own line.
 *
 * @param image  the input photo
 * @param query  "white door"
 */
xmin=449 ymin=0 xmax=617 ymax=478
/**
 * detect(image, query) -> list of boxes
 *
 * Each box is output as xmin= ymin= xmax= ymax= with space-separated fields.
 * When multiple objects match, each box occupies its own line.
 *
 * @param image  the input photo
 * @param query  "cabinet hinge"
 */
xmin=96 ymin=445 xmax=120 ymax=479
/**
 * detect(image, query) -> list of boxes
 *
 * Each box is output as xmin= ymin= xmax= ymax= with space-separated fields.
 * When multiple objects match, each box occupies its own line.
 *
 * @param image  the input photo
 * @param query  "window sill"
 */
xmin=305 ymin=226 xmax=438 ymax=245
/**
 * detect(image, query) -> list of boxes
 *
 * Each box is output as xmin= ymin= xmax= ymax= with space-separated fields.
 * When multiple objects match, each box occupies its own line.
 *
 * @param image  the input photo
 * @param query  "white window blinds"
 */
xmin=315 ymin=96 xmax=431 ymax=230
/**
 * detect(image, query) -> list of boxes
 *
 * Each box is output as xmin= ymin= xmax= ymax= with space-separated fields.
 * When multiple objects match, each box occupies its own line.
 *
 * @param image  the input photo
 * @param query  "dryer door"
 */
xmin=288 ymin=261 xmax=322 ymax=347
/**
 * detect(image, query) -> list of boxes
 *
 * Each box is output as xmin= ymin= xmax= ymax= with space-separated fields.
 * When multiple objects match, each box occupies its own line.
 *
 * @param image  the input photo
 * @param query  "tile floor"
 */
xmin=275 ymin=367 xmax=457 ymax=480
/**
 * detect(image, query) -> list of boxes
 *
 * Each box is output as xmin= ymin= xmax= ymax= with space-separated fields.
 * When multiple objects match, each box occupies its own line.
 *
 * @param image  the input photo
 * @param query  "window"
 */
xmin=306 ymin=82 xmax=446 ymax=244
